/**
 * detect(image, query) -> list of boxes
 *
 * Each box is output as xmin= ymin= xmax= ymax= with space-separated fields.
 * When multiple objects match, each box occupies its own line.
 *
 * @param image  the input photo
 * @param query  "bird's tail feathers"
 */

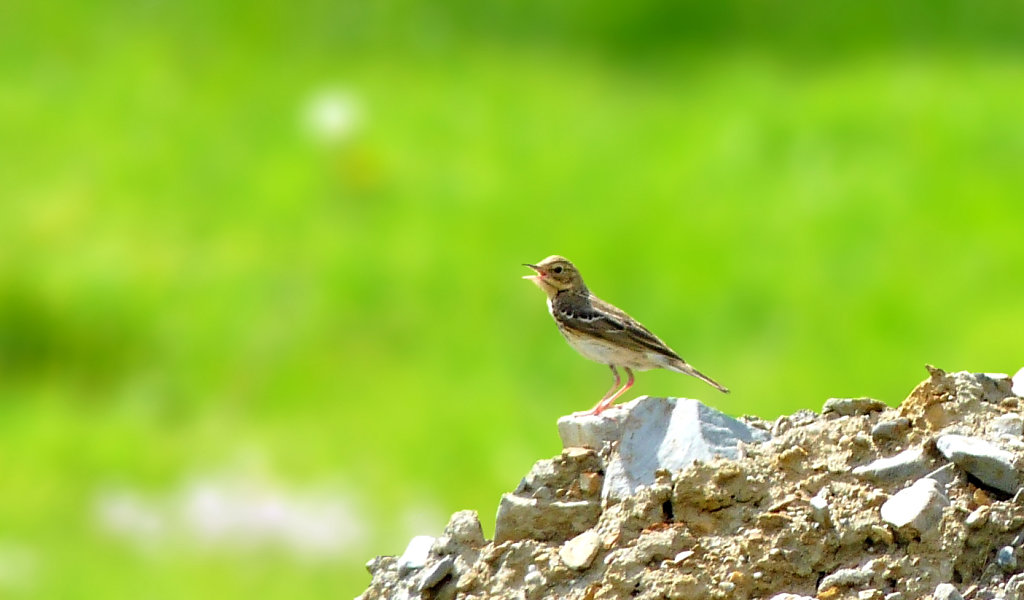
xmin=669 ymin=359 xmax=730 ymax=393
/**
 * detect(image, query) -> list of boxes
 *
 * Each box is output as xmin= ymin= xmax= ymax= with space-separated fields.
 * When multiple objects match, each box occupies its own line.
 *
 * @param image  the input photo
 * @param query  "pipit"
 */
xmin=523 ymin=255 xmax=729 ymax=415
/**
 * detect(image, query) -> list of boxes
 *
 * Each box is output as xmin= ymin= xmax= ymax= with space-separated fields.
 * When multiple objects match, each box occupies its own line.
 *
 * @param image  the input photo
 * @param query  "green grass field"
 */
xmin=3 ymin=2 xmax=1024 ymax=597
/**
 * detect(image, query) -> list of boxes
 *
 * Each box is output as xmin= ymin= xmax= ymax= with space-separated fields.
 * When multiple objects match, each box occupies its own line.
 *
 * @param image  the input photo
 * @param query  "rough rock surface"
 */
xmin=360 ymin=366 xmax=1024 ymax=600
xmin=565 ymin=396 xmax=770 ymax=502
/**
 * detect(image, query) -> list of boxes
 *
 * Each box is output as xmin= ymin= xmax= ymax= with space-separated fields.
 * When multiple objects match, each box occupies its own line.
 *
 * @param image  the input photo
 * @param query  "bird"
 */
xmin=523 ymin=255 xmax=729 ymax=415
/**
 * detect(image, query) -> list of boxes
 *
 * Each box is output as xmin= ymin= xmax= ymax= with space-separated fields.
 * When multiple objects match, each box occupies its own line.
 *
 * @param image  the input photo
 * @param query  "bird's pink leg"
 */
xmin=581 ymin=365 xmax=620 ymax=415
xmin=592 ymin=367 xmax=634 ymax=415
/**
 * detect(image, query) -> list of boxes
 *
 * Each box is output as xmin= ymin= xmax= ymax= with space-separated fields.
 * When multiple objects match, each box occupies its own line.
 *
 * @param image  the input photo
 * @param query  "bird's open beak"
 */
xmin=524 ymin=262 xmax=548 ymax=282
xmin=522 ymin=263 xmax=544 ymax=283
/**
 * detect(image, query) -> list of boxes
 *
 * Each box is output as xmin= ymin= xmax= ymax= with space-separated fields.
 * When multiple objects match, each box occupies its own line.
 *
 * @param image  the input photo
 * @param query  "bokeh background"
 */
xmin=3 ymin=0 xmax=1024 ymax=597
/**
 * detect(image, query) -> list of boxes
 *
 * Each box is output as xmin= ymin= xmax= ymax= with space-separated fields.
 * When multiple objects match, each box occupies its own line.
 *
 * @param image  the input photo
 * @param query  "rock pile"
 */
xmin=359 ymin=366 xmax=1024 ymax=600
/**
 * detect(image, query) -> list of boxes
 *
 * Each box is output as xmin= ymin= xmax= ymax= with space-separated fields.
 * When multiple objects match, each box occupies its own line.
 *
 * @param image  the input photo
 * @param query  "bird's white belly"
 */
xmin=561 ymin=331 xmax=659 ymax=371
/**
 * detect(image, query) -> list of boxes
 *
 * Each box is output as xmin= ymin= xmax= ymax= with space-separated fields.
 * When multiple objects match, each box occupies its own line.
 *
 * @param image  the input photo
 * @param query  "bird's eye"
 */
xmin=552 ymin=266 xmax=563 ymax=274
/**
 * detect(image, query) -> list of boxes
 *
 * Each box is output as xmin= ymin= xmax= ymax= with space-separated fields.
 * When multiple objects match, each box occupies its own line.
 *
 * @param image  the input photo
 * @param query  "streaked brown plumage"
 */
xmin=524 ymin=255 xmax=728 ymax=415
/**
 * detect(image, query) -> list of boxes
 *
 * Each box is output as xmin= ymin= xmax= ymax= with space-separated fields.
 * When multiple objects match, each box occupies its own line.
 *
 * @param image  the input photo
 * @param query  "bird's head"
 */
xmin=523 ymin=255 xmax=585 ymax=297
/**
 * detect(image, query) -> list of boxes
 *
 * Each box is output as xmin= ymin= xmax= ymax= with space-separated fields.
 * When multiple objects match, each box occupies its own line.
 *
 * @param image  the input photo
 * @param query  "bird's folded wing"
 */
xmin=554 ymin=302 xmax=681 ymax=359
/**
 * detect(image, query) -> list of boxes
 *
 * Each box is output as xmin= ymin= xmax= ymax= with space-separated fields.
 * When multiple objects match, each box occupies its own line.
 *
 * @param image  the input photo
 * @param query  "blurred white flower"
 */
xmin=95 ymin=471 xmax=370 ymax=562
xmin=302 ymin=88 xmax=362 ymax=145
xmin=96 ymin=489 xmax=166 ymax=547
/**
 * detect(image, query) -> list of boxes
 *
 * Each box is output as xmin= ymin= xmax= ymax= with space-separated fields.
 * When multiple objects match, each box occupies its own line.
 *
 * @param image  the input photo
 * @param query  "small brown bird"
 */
xmin=524 ymin=255 xmax=729 ymax=415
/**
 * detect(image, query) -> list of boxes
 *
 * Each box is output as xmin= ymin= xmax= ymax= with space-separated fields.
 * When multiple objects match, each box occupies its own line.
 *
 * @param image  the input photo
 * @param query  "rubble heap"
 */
xmin=360 ymin=366 xmax=1024 ymax=600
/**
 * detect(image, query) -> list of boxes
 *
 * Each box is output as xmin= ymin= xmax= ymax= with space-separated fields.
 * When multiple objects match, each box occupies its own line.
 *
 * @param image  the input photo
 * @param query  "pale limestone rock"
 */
xmin=852 ymin=447 xmax=931 ymax=483
xmin=880 ymin=478 xmax=949 ymax=532
xmin=558 ymin=529 xmax=601 ymax=570
xmin=935 ymin=434 xmax=1019 ymax=494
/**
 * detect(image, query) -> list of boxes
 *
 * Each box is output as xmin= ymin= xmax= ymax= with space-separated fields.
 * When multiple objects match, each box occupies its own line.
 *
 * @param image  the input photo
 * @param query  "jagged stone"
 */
xmin=492 ymin=448 xmax=604 ymax=543
xmin=493 ymin=495 xmax=600 ymax=543
xmin=935 ymin=434 xmax=1019 ymax=494
xmin=557 ymin=406 xmax=629 ymax=450
xmin=880 ymin=478 xmax=949 ymax=533
xmin=434 ymin=510 xmax=485 ymax=553
xmin=418 ymin=556 xmax=453 ymax=591
xmin=852 ymin=447 xmax=931 ymax=483
xmin=595 ymin=396 xmax=769 ymax=501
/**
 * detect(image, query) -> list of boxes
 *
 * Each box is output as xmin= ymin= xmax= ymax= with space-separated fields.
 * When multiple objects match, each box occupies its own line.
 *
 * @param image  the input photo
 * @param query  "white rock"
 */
xmin=818 ymin=566 xmax=871 ymax=591
xmin=417 ymin=556 xmax=453 ymax=591
xmin=1014 ymin=367 xmax=1024 ymax=397
xmin=924 ymin=463 xmax=957 ymax=487
xmin=557 ymin=404 xmax=630 ymax=449
xmin=880 ymin=478 xmax=949 ymax=532
xmin=935 ymin=434 xmax=1019 ymax=494
xmin=965 ymin=506 xmax=989 ymax=529
xmin=523 ymin=564 xmax=546 ymax=588
xmin=558 ymin=529 xmax=601 ymax=570
xmin=768 ymin=594 xmax=816 ymax=600
xmin=810 ymin=487 xmax=831 ymax=525
xmin=932 ymin=582 xmax=964 ymax=600
xmin=997 ymin=545 xmax=1017 ymax=571
xmin=852 ymin=447 xmax=931 ymax=483
xmin=581 ymin=396 xmax=769 ymax=501
xmin=880 ymin=475 xmax=950 ymax=528
xmin=992 ymin=413 xmax=1024 ymax=438
xmin=397 ymin=535 xmax=436 ymax=573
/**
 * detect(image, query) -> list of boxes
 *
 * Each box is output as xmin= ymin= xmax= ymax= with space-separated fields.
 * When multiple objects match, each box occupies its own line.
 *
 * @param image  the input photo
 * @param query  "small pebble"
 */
xmin=818 ymin=567 xmax=871 ymax=591
xmin=823 ymin=397 xmax=887 ymax=417
xmin=559 ymin=530 xmax=602 ymax=570
xmin=932 ymin=582 xmax=964 ymax=600
xmin=871 ymin=418 xmax=911 ymax=442
xmin=524 ymin=564 xmax=546 ymax=588
xmin=997 ymin=545 xmax=1017 ymax=572
xmin=418 ymin=556 xmax=454 ymax=591
xmin=810 ymin=488 xmax=831 ymax=526
xmin=965 ymin=506 xmax=989 ymax=529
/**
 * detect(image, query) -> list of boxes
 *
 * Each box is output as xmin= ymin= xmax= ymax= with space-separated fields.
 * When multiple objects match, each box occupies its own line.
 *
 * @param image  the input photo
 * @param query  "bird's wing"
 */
xmin=554 ymin=295 xmax=682 ymax=359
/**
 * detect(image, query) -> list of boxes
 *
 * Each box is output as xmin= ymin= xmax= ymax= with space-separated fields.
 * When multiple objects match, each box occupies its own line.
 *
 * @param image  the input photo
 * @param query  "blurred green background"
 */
xmin=3 ymin=0 xmax=1024 ymax=597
